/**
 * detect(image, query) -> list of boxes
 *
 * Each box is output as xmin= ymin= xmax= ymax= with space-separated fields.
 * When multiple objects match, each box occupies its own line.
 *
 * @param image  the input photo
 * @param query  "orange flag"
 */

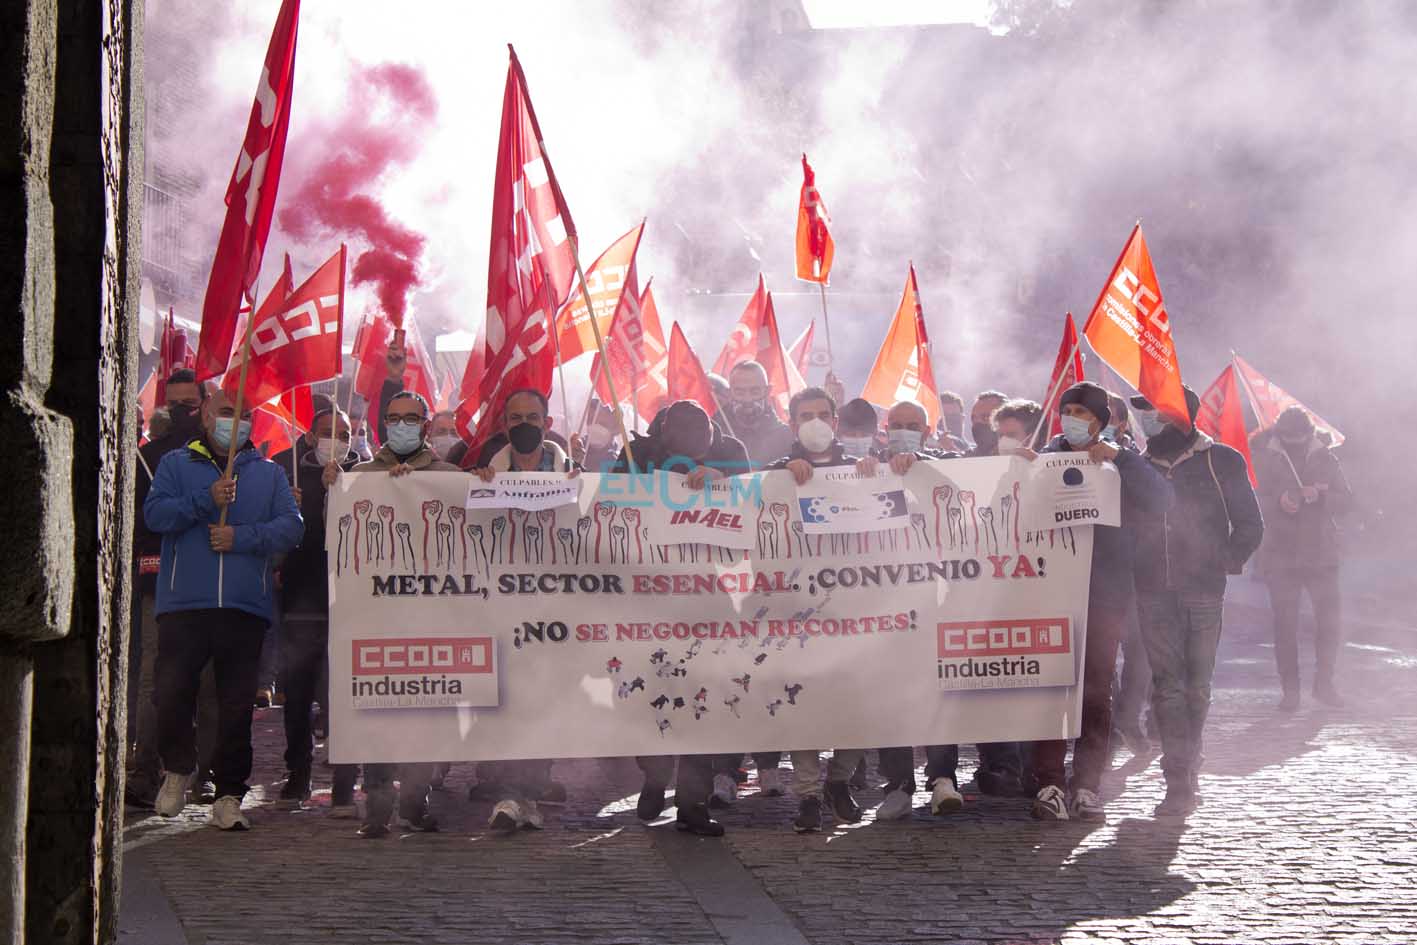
xmin=554 ymin=221 xmax=644 ymax=363
xmin=711 ymin=275 xmax=804 ymax=417
xmin=861 ymin=264 xmax=941 ymax=431
xmin=1231 ymin=353 xmax=1344 ymax=446
xmin=1040 ymin=312 xmax=1086 ymax=439
xmin=1196 ymin=364 xmax=1257 ymax=487
xmin=667 ymin=323 xmax=721 ymax=419
xmin=788 ymin=320 xmax=815 ymax=376
xmin=795 ymin=153 xmax=834 ymax=284
xmin=593 ymin=278 xmax=668 ymax=421
xmin=1082 ymin=224 xmax=1189 ymax=428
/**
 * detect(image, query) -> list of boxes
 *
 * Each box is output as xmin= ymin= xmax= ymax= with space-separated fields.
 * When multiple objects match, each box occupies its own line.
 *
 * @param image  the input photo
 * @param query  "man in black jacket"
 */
xmin=1131 ymin=387 xmax=1263 ymax=816
xmin=723 ymin=360 xmax=795 ymax=469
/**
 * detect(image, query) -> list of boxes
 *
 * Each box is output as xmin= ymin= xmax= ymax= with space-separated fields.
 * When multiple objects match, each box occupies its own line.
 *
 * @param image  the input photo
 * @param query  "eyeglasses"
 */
xmin=385 ymin=413 xmax=425 ymax=425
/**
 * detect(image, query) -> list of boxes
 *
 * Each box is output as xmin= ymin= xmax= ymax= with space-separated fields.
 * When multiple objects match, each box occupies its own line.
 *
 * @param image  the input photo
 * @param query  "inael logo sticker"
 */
xmin=935 ymin=619 xmax=1075 ymax=691
xmin=351 ymin=636 xmax=499 ymax=709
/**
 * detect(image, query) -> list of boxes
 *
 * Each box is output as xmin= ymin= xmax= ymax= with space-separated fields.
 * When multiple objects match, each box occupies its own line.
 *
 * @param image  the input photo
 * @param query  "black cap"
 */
xmin=1059 ymin=381 xmax=1111 ymax=428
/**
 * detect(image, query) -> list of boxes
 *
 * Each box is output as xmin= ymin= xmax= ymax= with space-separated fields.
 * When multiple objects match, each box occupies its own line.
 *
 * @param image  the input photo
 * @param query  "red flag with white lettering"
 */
xmin=455 ymin=45 xmax=578 ymax=450
xmin=1041 ymin=312 xmax=1086 ymax=438
xmin=667 ymin=323 xmax=720 ymax=419
xmin=222 ymin=246 xmax=344 ymax=410
xmin=592 ymin=275 xmax=667 ymax=423
xmin=1196 ymin=364 xmax=1257 ymax=487
xmin=194 ymin=0 xmax=300 ymax=381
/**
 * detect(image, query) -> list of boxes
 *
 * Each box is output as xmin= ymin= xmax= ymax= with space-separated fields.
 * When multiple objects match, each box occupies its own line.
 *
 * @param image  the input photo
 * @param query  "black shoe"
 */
xmin=279 ymin=768 xmax=311 ymax=807
xmin=1278 ymin=690 xmax=1300 ymax=712
xmin=539 ymin=781 xmax=568 ymax=805
xmin=794 ymin=796 xmax=823 ymax=833
xmin=194 ymin=777 xmax=217 ymax=805
xmin=675 ymin=803 xmax=725 ymax=837
xmin=357 ymin=821 xmax=389 ymax=838
xmin=849 ymin=758 xmax=868 ymax=791
xmin=1313 ymin=683 xmax=1344 ymax=707
xmin=400 ymin=810 xmax=439 ymax=832
xmin=362 ymin=790 xmax=394 ymax=837
xmin=975 ymin=767 xmax=1023 ymax=797
xmin=1153 ymin=785 xmax=1197 ymax=818
xmin=824 ymin=780 xmax=862 ymax=823
xmin=637 ymin=783 xmax=667 ymax=821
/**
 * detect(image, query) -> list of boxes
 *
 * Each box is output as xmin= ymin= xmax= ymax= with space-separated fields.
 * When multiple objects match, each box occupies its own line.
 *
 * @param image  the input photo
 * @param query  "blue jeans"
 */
xmin=1136 ymin=589 xmax=1225 ymax=789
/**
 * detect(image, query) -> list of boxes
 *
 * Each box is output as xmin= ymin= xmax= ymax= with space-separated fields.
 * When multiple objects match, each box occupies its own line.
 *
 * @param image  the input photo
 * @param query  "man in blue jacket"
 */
xmin=144 ymin=387 xmax=303 ymax=830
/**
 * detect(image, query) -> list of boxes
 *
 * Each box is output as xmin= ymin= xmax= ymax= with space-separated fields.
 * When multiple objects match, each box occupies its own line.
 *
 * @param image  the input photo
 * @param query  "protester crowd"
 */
xmin=126 ymin=341 xmax=1354 ymax=840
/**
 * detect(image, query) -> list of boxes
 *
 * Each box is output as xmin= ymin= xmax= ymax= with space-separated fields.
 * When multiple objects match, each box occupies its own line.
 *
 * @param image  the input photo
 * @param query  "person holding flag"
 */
xmin=1130 ymin=387 xmax=1263 ymax=817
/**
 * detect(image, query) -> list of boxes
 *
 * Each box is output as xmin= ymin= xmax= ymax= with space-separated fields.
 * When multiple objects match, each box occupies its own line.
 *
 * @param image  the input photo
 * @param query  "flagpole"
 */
xmin=343 ymin=308 xmax=367 ymax=426
xmin=218 ymin=276 xmax=261 ymax=528
xmin=1031 ymin=338 xmax=1082 ymax=451
xmin=567 ymin=238 xmax=636 ymax=471
xmin=817 ymin=282 xmax=834 ymax=377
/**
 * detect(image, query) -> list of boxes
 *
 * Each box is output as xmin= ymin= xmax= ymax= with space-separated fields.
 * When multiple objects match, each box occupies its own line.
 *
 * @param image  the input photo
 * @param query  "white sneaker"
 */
xmin=209 ymin=795 xmax=250 ymax=830
xmin=710 ymin=773 xmax=737 ymax=807
xmin=1069 ymin=788 xmax=1105 ymax=822
xmin=758 ymin=767 xmax=785 ymax=797
xmin=930 ymin=780 xmax=964 ymax=815
xmin=1031 ymin=784 xmax=1069 ymax=821
xmin=155 ymin=771 xmax=189 ymax=817
xmin=521 ymin=799 xmax=545 ymax=830
xmin=876 ymin=788 xmax=914 ymax=821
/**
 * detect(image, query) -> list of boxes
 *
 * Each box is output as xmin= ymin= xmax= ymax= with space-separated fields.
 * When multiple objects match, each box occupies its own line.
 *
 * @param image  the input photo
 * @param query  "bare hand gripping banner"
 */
xmin=326 ymin=457 xmax=1120 ymax=763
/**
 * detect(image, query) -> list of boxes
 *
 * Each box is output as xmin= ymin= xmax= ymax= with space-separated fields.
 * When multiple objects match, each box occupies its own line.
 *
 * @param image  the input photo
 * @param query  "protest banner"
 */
xmin=326 ymin=457 xmax=1119 ymax=762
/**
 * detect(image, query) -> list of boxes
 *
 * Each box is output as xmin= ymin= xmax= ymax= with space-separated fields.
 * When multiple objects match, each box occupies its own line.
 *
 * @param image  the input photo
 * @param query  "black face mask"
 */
xmin=732 ymin=400 xmax=766 ymax=423
xmin=944 ymin=414 xmax=964 ymax=438
xmin=971 ymin=422 xmax=998 ymax=454
xmin=508 ymin=422 xmax=544 ymax=454
xmin=1147 ymin=425 xmax=1193 ymax=459
xmin=168 ymin=402 xmax=200 ymax=434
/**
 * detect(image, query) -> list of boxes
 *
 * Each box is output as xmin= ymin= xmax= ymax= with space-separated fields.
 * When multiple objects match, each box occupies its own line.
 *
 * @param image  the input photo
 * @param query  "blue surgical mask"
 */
xmin=887 ymin=429 xmax=924 ymax=455
xmin=840 ymin=434 xmax=875 ymax=457
xmin=211 ymin=417 xmax=251 ymax=451
xmin=386 ymin=420 xmax=425 ymax=456
xmin=1101 ymin=424 xmax=1118 ymax=442
xmin=1137 ymin=411 xmax=1167 ymax=438
xmin=1060 ymin=415 xmax=1095 ymax=448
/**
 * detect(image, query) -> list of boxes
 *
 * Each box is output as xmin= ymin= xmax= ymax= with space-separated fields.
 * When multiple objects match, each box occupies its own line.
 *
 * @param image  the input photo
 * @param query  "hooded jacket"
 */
xmin=133 ymin=423 xmax=205 ymax=588
xmin=726 ymin=407 xmax=796 ymax=471
xmin=612 ymin=410 xmax=750 ymax=475
xmin=1133 ymin=432 xmax=1264 ymax=595
xmin=1041 ymin=435 xmax=1173 ymax=603
xmin=1253 ymin=429 xmax=1351 ymax=573
xmin=144 ymin=437 xmax=304 ymax=622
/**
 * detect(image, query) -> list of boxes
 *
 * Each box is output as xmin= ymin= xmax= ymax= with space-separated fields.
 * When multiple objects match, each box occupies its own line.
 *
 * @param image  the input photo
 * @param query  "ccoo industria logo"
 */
xmin=351 ymin=636 xmax=500 ymax=709
xmin=935 ymin=619 xmax=1076 ymax=691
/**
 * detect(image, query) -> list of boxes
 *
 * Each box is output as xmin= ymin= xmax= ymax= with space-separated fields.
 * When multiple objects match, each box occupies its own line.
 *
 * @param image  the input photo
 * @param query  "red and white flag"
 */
xmin=1040 ymin=312 xmax=1086 ymax=439
xmin=1232 ymin=353 xmax=1344 ymax=446
xmin=1082 ymin=224 xmax=1190 ymax=427
xmin=795 ymin=153 xmax=835 ymax=284
xmin=1196 ymin=364 xmax=1257 ymax=486
xmin=593 ymin=277 xmax=667 ymax=423
xmin=788 ymin=320 xmax=815 ymax=377
xmin=555 ymin=221 xmax=643 ymax=363
xmin=456 ymin=45 xmax=578 ymax=450
xmin=352 ymin=312 xmax=438 ymax=441
xmin=710 ymin=275 xmax=805 ymax=417
xmin=222 ymin=246 xmax=345 ymax=411
xmin=194 ymin=0 xmax=300 ymax=381
xmin=155 ymin=308 xmax=196 ymax=405
xmin=861 ymin=264 xmax=941 ymax=432
xmin=666 ymin=323 xmax=721 ymax=419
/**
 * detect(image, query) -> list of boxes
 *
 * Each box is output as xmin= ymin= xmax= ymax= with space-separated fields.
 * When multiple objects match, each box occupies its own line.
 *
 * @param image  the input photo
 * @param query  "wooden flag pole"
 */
xmin=817 ymin=282 xmax=835 ymax=375
xmin=541 ymin=281 xmax=575 ymax=436
xmin=569 ymin=237 xmax=636 ymax=471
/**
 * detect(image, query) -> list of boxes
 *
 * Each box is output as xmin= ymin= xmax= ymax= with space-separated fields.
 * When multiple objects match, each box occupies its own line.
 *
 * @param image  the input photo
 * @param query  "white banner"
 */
xmin=465 ymin=473 xmax=582 ymax=513
xmin=327 ymin=457 xmax=1118 ymax=763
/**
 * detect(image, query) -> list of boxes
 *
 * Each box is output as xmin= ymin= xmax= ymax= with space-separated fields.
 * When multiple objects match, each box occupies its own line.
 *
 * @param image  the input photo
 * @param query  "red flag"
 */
xmin=222 ymin=246 xmax=344 ymax=410
xmin=1081 ymin=224 xmax=1189 ymax=428
xmin=137 ymin=370 xmax=159 ymax=442
xmin=1041 ymin=312 xmax=1086 ymax=438
xmin=592 ymin=275 xmax=666 ymax=422
xmin=194 ymin=0 xmax=301 ymax=381
xmin=455 ymin=45 xmax=578 ymax=450
xmin=795 ymin=153 xmax=835 ymax=284
xmin=155 ymin=308 xmax=196 ymax=404
xmin=555 ymin=222 xmax=643 ymax=363
xmin=710 ymin=275 xmax=805 ymax=417
xmin=1231 ymin=353 xmax=1344 ymax=446
xmin=666 ymin=323 xmax=720 ymax=418
xmin=1196 ymin=364 xmax=1257 ymax=487
xmin=861 ymin=264 xmax=941 ymax=431
xmin=351 ymin=312 xmax=438 ymax=441
xmin=788 ymin=320 xmax=815 ymax=376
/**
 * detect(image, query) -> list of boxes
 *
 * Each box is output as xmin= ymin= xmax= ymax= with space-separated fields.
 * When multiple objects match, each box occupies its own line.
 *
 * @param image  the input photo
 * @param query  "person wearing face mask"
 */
xmin=767 ymin=388 xmax=869 ymax=831
xmin=428 ymin=409 xmax=469 ymax=466
xmin=609 ymin=400 xmax=749 ymax=837
xmin=348 ymin=414 xmax=374 ymax=462
xmin=571 ymin=400 xmax=623 ymax=473
xmin=1253 ymin=405 xmax=1351 ymax=710
xmin=127 ymin=370 xmax=224 ymax=810
xmin=1025 ymin=382 xmax=1173 ymax=823
xmin=143 ymin=387 xmax=304 ymax=831
xmin=1130 ymin=387 xmax=1263 ymax=816
xmin=275 ymin=405 xmax=361 ymax=810
xmin=474 ymin=389 xmax=576 ymax=480
xmin=725 ymin=360 xmax=795 ymax=469
xmin=934 ymin=390 xmax=970 ymax=452
xmin=990 ymin=399 xmax=1043 ymax=460
xmin=967 ymin=390 xmax=1009 ymax=456
xmin=350 ymin=390 xmax=460 ymax=837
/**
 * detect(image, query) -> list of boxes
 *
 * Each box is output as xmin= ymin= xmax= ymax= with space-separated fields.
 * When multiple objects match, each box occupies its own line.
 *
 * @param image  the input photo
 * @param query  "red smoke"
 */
xmin=280 ymin=63 xmax=437 ymax=328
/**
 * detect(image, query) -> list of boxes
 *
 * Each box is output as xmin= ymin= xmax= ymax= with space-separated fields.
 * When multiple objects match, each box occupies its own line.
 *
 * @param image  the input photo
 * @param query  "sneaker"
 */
xmin=209 ymin=795 xmax=250 ymax=830
xmin=155 ymin=771 xmax=189 ymax=817
xmin=824 ymin=780 xmax=862 ymax=823
xmin=1069 ymin=788 xmax=1105 ymax=822
xmin=489 ymin=799 xmax=523 ymax=832
xmin=709 ymin=773 xmax=737 ymax=809
xmin=279 ymin=768 xmax=311 ymax=809
xmin=1030 ymin=785 xmax=1069 ymax=821
xmin=850 ymin=757 xmax=868 ymax=791
xmin=876 ymin=787 xmax=914 ymax=821
xmin=192 ymin=775 xmax=217 ymax=805
xmin=793 ymin=795 xmax=823 ymax=833
xmin=637 ymin=783 xmax=667 ymax=821
xmin=1278 ymin=690 xmax=1300 ymax=712
xmin=675 ymin=802 xmax=725 ymax=837
xmin=930 ymin=779 xmax=964 ymax=815
xmin=255 ymin=688 xmax=273 ymax=709
xmin=758 ymin=767 xmax=785 ymax=797
xmin=360 ymin=789 xmax=394 ymax=838
xmin=1154 ymin=785 xmax=1198 ymax=818
xmin=1313 ymin=683 xmax=1344 ymax=707
xmin=521 ymin=799 xmax=545 ymax=830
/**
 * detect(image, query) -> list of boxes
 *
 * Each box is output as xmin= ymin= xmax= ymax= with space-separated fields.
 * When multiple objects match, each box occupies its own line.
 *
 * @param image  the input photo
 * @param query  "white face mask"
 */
xmin=587 ymin=424 xmax=614 ymax=449
xmin=797 ymin=418 xmax=836 ymax=454
xmin=315 ymin=437 xmax=350 ymax=465
xmin=839 ymin=434 xmax=875 ymax=457
xmin=996 ymin=435 xmax=1024 ymax=454
xmin=886 ymin=428 xmax=924 ymax=455
xmin=431 ymin=433 xmax=460 ymax=459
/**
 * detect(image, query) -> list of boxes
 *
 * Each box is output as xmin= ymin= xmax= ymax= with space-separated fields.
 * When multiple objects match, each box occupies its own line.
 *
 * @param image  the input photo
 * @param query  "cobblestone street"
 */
xmin=119 ymin=576 xmax=1417 ymax=945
